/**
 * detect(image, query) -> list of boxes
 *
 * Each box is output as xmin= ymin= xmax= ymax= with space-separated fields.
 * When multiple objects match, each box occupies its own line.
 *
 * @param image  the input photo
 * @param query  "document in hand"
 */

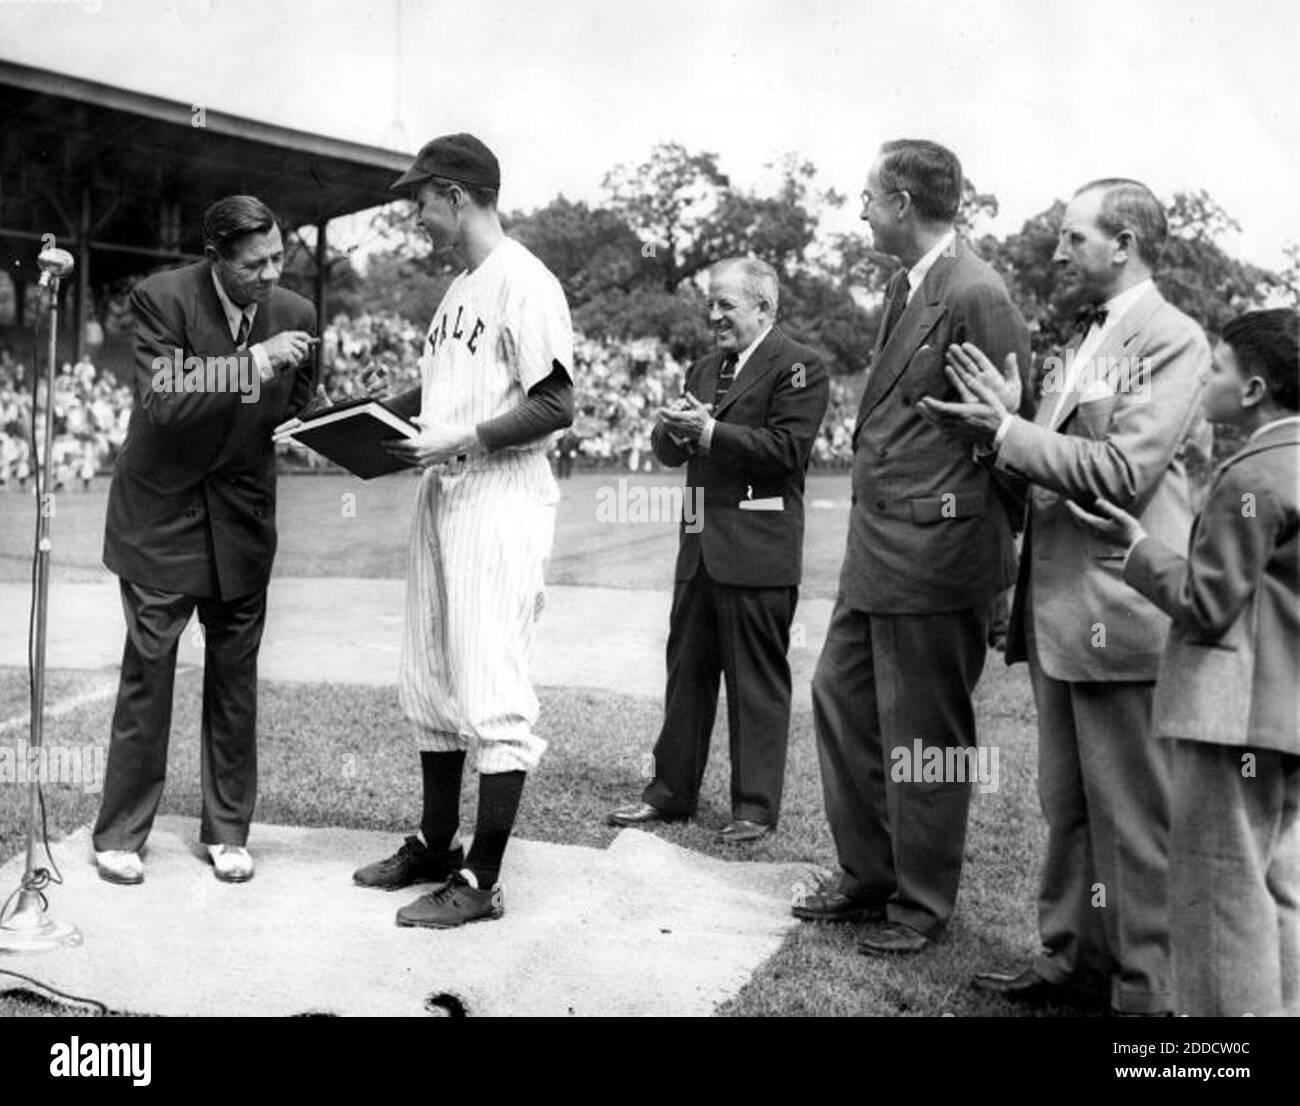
xmin=285 ymin=398 xmax=421 ymax=479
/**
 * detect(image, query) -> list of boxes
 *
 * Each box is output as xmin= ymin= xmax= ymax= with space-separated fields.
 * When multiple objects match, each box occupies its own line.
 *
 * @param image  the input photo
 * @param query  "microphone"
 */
xmin=37 ymin=247 xmax=75 ymax=287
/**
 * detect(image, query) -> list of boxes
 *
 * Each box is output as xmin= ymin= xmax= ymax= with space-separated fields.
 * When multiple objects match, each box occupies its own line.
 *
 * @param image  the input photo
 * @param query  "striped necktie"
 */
xmin=878 ymin=272 xmax=910 ymax=348
xmin=714 ymin=352 xmax=738 ymax=406
xmin=235 ymin=312 xmax=251 ymax=350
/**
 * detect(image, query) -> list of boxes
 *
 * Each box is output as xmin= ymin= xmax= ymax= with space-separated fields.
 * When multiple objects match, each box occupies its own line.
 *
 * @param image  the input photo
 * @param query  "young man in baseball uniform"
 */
xmin=352 ymin=134 xmax=575 ymax=928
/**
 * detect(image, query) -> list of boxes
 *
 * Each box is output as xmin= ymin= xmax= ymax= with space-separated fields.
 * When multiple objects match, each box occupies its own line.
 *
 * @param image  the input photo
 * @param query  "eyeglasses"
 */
xmin=860 ymin=188 xmax=905 ymax=207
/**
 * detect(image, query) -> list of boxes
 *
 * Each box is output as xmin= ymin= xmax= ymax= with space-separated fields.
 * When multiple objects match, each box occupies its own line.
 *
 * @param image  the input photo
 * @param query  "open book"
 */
xmin=283 ymin=396 xmax=420 ymax=479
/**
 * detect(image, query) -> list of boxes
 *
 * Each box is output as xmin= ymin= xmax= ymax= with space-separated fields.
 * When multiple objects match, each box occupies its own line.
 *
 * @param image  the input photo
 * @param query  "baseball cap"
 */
xmin=391 ymin=133 xmax=501 ymax=192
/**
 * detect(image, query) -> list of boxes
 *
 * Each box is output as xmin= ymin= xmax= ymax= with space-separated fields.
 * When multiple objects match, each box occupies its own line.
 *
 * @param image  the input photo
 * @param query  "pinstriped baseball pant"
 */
xmin=399 ymin=457 xmax=555 ymax=773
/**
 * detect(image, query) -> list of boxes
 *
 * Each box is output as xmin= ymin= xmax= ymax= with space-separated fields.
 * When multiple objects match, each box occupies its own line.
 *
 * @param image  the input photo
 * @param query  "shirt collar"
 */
xmin=210 ymin=267 xmax=257 ymax=341
xmin=734 ymin=324 xmax=773 ymax=374
xmin=907 ymin=229 xmax=957 ymax=299
xmin=1100 ymin=277 xmax=1154 ymax=329
xmin=1249 ymin=414 xmax=1300 ymax=442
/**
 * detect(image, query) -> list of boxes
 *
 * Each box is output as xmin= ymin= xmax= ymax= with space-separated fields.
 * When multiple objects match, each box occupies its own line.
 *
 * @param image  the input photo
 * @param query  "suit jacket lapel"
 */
xmin=854 ymin=250 xmax=954 ymax=435
xmin=192 ymin=260 xmax=244 ymax=353
xmin=714 ymin=327 xmax=784 ymax=417
xmin=1050 ymin=286 xmax=1165 ymax=431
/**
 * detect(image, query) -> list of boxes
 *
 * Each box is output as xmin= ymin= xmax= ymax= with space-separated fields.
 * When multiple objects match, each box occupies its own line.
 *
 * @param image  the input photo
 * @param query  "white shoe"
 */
xmin=95 ymin=849 xmax=143 ymax=885
xmin=207 ymin=844 xmax=254 ymax=883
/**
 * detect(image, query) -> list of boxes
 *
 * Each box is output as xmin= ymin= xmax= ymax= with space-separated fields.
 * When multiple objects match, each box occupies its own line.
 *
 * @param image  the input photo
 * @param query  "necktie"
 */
xmin=714 ymin=352 xmax=737 ymax=407
xmin=1072 ymin=303 xmax=1108 ymax=336
xmin=878 ymin=272 xmax=910 ymax=348
xmin=235 ymin=312 xmax=251 ymax=350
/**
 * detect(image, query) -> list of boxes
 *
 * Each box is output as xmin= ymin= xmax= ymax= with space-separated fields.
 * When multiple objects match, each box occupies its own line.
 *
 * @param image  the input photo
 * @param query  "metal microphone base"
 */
xmin=0 ymin=889 xmax=83 ymax=954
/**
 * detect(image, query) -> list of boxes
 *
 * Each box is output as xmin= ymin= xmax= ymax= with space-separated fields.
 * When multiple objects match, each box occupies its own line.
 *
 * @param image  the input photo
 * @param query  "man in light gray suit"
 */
xmin=918 ymin=177 xmax=1210 ymax=1015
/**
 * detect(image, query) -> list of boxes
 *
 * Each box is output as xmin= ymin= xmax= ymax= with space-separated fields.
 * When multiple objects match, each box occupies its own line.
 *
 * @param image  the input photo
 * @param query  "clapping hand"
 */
xmin=656 ymin=392 xmax=711 ymax=444
xmin=915 ymin=343 xmax=1022 ymax=444
xmin=1064 ymin=497 xmax=1147 ymax=548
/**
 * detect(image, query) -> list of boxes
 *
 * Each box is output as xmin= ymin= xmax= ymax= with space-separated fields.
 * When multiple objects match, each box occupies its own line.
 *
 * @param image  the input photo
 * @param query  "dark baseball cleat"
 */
xmin=396 ymin=872 xmax=504 ymax=929
xmin=353 ymin=835 xmax=464 ymax=891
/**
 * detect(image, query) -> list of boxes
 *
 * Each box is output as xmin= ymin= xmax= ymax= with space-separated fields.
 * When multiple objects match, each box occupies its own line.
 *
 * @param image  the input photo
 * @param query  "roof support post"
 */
xmin=314 ymin=219 xmax=328 ymax=377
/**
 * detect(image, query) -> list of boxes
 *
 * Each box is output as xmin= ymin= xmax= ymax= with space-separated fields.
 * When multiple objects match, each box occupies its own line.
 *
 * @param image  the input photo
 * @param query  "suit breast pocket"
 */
xmin=1072 ymin=394 xmax=1119 ymax=439
xmin=904 ymin=344 xmax=950 ymax=403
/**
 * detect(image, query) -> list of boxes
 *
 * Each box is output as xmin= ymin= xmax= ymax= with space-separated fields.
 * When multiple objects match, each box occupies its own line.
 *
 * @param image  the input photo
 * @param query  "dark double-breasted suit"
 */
xmin=94 ymin=260 xmax=315 ymax=852
xmin=813 ymin=238 xmax=1031 ymax=936
xmin=642 ymin=325 xmax=829 ymax=825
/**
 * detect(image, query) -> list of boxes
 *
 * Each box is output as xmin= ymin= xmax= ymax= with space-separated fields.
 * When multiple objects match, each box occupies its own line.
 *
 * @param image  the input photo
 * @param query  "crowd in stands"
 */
xmin=0 ymin=313 xmax=860 ymax=488
xmin=0 ymin=349 xmax=133 ymax=491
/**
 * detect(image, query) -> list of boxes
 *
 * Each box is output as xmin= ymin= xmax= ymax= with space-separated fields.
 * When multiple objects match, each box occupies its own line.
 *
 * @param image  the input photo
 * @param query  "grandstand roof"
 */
xmin=1 ymin=59 xmax=412 ymax=259
xmin=1 ymin=59 xmax=413 ymax=356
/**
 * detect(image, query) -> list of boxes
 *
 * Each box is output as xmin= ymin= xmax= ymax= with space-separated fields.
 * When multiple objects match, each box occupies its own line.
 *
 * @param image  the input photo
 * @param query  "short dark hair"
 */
xmin=1075 ymin=178 xmax=1168 ymax=268
xmin=877 ymin=139 xmax=963 ymax=223
xmin=428 ymin=175 xmax=499 ymax=211
xmin=203 ymin=195 xmax=278 ymax=257
xmin=1222 ymin=308 xmax=1299 ymax=412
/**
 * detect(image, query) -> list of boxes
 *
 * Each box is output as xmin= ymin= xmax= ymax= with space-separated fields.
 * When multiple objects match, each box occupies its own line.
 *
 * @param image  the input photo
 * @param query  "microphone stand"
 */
xmin=0 ymin=265 xmax=82 ymax=954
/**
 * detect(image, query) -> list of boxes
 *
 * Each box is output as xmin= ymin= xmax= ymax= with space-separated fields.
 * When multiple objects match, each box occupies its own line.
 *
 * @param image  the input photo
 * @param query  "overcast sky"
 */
xmin=3 ymin=0 xmax=1296 ymax=267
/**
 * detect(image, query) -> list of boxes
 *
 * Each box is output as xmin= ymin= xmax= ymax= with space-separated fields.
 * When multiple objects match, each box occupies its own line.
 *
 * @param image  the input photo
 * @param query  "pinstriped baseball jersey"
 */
xmin=400 ymin=235 xmax=574 ymax=773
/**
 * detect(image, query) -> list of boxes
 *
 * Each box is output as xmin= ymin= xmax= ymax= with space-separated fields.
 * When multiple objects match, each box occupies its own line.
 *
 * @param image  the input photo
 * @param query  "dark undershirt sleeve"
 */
xmin=476 ymin=361 xmax=574 ymax=451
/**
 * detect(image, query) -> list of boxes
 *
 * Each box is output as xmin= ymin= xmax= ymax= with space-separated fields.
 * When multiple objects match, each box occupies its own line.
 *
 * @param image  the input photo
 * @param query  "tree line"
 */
xmin=311 ymin=142 xmax=1299 ymax=383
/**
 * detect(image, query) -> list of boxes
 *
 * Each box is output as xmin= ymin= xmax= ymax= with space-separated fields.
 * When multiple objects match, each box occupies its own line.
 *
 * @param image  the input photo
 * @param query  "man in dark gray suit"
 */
xmin=608 ymin=258 xmax=829 ymax=842
xmin=796 ymin=140 xmax=1031 ymax=954
xmin=93 ymin=195 xmax=316 ymax=886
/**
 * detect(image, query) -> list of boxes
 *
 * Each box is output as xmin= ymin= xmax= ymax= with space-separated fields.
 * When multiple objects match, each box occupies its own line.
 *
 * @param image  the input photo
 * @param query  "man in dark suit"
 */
xmin=607 ymin=257 xmax=829 ymax=842
xmin=921 ymin=178 xmax=1209 ymax=1015
xmin=795 ymin=140 xmax=1031 ymax=953
xmin=93 ymin=195 xmax=316 ymax=885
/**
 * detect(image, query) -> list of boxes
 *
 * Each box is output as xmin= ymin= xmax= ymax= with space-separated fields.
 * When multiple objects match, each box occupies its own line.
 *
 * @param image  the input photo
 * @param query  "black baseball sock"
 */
xmin=419 ymin=750 xmax=466 ymax=854
xmin=464 ymin=770 xmax=526 ymax=888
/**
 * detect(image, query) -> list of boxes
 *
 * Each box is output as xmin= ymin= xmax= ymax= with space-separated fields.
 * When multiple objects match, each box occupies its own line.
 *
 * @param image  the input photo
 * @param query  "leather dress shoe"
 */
xmin=95 ymin=849 xmax=143 ymax=885
xmin=857 ymin=921 xmax=930 ymax=956
xmin=208 ymin=844 xmax=254 ymax=883
xmin=717 ymin=819 xmax=772 ymax=844
xmin=606 ymin=802 xmax=686 ymax=827
xmin=971 ymin=967 xmax=1108 ymax=1011
xmin=791 ymin=873 xmax=884 ymax=923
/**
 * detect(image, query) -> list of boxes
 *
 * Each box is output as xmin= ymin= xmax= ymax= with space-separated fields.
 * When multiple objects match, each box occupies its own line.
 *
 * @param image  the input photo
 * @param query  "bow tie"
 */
xmin=1072 ymin=303 xmax=1109 ymax=335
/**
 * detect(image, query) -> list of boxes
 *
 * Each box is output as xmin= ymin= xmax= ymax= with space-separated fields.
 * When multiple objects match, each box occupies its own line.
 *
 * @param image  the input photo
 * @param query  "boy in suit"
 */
xmin=1068 ymin=308 xmax=1300 ymax=1016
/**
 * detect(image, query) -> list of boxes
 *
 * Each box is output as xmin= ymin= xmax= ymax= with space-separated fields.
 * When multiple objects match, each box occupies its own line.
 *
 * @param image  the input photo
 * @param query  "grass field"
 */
xmin=0 ymin=471 xmax=1076 ymax=1017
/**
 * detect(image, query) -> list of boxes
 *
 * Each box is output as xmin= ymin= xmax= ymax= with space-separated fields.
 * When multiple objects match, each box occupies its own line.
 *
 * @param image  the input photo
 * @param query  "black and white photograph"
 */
xmin=0 ymin=0 xmax=1296 ymax=1065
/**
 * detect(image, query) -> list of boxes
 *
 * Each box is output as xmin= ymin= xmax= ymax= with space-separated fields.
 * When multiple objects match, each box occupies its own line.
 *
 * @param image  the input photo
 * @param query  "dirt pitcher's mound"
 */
xmin=0 ymin=816 xmax=810 ymax=1016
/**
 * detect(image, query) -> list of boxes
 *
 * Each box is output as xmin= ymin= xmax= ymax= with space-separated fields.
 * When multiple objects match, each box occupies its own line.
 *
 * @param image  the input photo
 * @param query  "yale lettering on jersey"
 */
xmin=427 ymin=307 xmax=488 ymax=358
